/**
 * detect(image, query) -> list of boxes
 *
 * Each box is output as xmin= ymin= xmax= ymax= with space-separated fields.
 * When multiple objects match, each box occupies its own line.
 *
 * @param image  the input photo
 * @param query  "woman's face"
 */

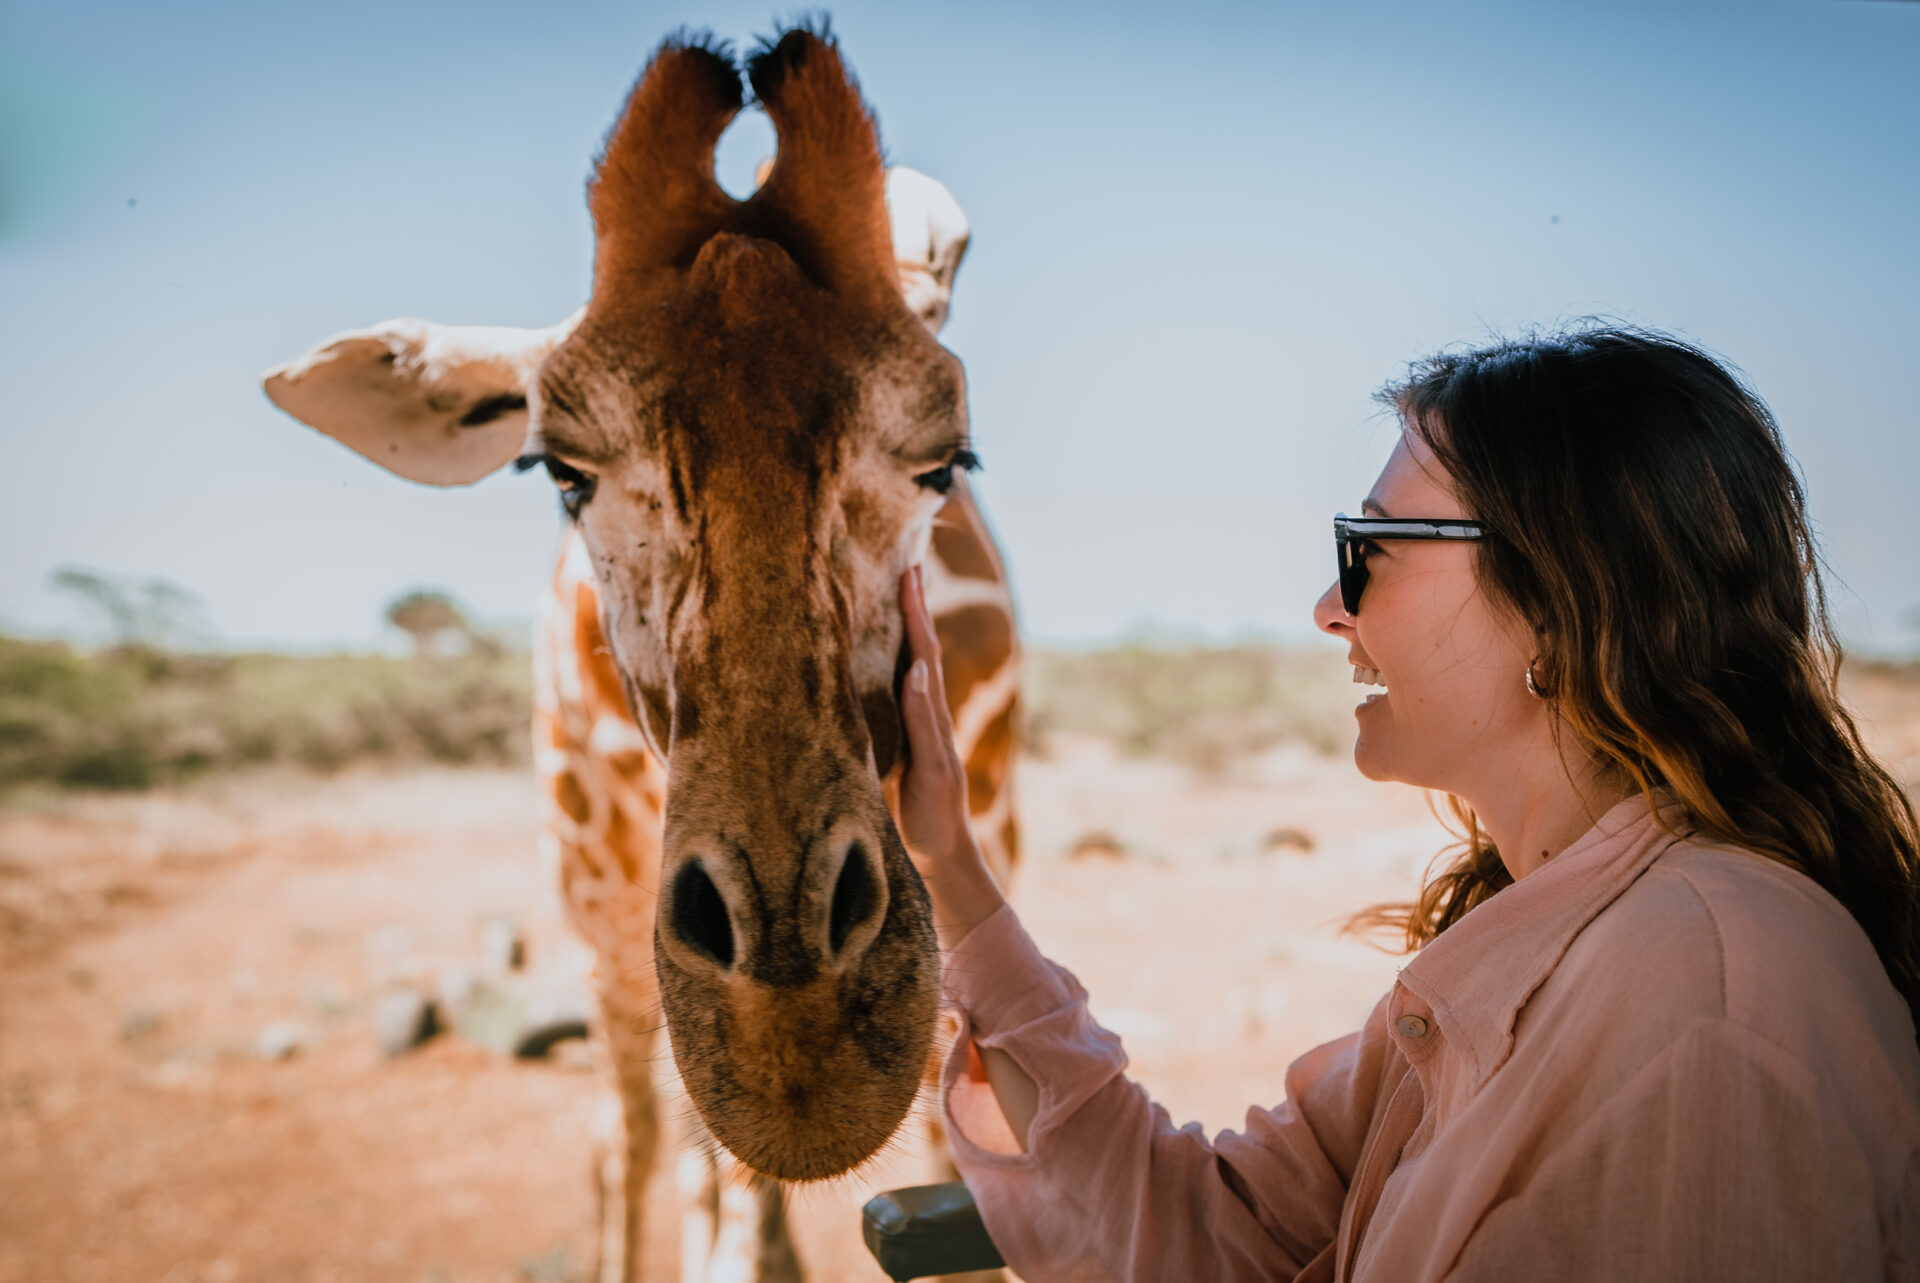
xmin=1313 ymin=430 xmax=1540 ymax=792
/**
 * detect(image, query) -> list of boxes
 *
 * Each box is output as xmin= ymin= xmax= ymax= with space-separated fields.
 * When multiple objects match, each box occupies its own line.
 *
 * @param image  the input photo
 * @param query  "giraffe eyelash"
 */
xmin=515 ymin=452 xmax=598 ymax=518
xmin=913 ymin=448 xmax=981 ymax=496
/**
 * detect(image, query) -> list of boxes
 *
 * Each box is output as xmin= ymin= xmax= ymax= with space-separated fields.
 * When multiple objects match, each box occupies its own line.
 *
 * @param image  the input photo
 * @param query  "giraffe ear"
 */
xmin=885 ymin=168 xmax=970 ymax=335
xmin=261 ymin=312 xmax=581 ymax=487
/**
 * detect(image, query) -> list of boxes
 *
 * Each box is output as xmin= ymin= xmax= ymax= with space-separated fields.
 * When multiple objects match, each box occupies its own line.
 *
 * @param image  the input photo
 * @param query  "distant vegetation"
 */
xmin=0 ymin=575 xmax=532 ymax=792
xmin=47 ymin=564 xmax=213 ymax=650
xmin=0 ymin=622 xmax=1363 ymax=794
xmin=1024 ymin=644 xmax=1357 ymax=772
xmin=5 ymin=610 xmax=1910 ymax=795
xmin=0 ymin=637 xmax=531 ymax=791
xmin=384 ymin=588 xmax=492 ymax=658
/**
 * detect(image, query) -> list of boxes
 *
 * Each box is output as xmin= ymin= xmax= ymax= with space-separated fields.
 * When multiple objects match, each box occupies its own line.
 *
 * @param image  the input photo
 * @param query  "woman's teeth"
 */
xmin=1351 ymin=665 xmax=1387 ymax=688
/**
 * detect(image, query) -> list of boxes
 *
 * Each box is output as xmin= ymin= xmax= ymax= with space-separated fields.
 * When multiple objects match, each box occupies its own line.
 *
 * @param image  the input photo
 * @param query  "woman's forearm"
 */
xmin=977 ymin=1041 xmax=1039 ymax=1152
xmin=926 ymin=846 xmax=1007 ymax=952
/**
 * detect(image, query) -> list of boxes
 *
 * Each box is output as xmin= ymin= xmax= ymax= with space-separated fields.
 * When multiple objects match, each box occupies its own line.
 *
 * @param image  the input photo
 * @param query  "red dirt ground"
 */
xmin=5 ymin=680 xmax=1914 ymax=1282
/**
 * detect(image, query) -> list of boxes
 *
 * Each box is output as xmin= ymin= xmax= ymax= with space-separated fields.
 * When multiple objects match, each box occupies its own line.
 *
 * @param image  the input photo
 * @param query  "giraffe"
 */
xmin=260 ymin=26 xmax=1018 ymax=1282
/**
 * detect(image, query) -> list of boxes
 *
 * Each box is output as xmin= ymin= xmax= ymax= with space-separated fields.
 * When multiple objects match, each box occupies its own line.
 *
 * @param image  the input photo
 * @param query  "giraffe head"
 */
xmin=262 ymin=27 xmax=975 ymax=1181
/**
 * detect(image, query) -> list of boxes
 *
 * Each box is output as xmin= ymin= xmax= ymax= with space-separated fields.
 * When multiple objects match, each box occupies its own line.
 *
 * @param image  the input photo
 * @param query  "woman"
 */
xmin=895 ymin=327 xmax=1920 ymax=1281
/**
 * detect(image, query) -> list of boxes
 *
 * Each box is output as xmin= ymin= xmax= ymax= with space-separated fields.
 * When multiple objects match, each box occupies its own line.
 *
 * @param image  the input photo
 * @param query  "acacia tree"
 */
xmin=384 ymin=589 xmax=469 ymax=658
xmin=49 ymin=566 xmax=210 ymax=650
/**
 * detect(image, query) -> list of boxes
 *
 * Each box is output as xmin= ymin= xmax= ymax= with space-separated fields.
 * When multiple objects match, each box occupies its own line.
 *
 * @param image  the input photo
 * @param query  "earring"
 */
xmin=1525 ymin=659 xmax=1549 ymax=699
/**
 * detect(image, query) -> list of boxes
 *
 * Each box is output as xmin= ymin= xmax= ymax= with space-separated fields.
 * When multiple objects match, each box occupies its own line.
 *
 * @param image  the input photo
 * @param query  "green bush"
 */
xmin=0 ymin=636 xmax=532 ymax=791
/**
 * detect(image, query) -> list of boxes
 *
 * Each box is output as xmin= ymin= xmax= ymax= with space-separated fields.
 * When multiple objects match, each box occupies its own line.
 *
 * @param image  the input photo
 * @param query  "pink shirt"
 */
xmin=941 ymin=795 xmax=1920 ymax=1281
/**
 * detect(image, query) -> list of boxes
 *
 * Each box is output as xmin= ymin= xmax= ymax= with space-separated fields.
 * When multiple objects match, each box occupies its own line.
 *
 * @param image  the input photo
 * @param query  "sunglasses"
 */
xmin=1334 ymin=513 xmax=1488 ymax=615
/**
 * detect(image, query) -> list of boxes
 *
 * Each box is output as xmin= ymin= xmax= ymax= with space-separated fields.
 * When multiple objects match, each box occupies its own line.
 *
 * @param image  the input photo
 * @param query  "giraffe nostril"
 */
xmin=828 ymin=842 xmax=879 ymax=957
xmin=669 ymin=859 xmax=734 ymax=969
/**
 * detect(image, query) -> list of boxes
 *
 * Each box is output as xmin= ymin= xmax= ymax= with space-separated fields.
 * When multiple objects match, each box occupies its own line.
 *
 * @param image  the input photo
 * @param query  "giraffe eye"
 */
xmin=913 ymin=448 xmax=980 ymax=496
xmin=515 ymin=453 xmax=598 ymax=519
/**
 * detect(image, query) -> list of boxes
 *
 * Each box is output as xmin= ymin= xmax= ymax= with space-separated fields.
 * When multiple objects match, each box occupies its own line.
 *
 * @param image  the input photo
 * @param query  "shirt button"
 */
xmin=1396 ymin=1015 xmax=1430 ymax=1040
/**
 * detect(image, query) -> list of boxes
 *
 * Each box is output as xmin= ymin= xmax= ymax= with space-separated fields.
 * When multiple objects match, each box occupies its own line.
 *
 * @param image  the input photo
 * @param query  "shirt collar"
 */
xmin=1396 ymin=790 xmax=1694 ymax=1089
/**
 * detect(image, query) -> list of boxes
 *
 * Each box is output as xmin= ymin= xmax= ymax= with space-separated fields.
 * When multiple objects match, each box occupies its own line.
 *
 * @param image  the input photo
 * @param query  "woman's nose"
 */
xmin=1313 ymin=579 xmax=1354 ymax=639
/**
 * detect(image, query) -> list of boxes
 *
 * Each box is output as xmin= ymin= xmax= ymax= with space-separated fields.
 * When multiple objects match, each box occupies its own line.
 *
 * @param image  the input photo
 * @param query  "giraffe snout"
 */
xmin=666 ymin=858 xmax=737 ymax=970
xmin=652 ymin=811 xmax=939 ymax=1179
xmin=658 ymin=835 xmax=892 ymax=982
xmin=822 ymin=839 xmax=885 ymax=962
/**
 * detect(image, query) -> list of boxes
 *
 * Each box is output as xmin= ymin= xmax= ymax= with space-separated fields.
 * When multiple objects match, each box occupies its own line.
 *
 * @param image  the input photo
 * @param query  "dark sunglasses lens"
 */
xmin=1338 ymin=538 xmax=1366 ymax=615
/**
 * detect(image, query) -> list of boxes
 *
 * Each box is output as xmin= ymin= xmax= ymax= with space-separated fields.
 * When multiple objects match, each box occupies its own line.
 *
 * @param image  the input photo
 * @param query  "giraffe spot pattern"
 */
xmin=936 ymin=605 xmax=1013 ymax=712
xmin=931 ymin=520 xmax=999 ymax=581
xmin=555 ymin=770 xmax=593 ymax=825
xmin=966 ymin=700 xmax=1015 ymax=814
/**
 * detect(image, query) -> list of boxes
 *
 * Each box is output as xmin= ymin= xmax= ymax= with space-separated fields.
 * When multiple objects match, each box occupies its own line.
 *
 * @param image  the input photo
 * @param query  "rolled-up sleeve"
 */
xmin=940 ymin=905 xmax=1393 ymax=1283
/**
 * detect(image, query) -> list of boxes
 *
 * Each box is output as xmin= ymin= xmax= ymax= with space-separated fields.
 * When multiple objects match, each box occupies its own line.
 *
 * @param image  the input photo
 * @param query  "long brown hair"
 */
xmin=1358 ymin=327 xmax=1920 ymax=1037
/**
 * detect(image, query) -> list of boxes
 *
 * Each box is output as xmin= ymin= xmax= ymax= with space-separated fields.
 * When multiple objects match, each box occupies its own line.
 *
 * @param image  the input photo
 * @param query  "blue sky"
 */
xmin=3 ymin=0 xmax=1916 ymax=652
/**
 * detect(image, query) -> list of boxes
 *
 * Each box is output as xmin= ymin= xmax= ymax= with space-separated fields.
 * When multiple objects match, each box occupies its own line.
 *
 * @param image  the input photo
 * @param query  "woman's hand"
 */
xmin=897 ymin=565 xmax=1007 ymax=951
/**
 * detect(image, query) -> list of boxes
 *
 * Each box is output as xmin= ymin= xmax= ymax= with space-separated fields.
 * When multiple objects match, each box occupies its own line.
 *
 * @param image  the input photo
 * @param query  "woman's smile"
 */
xmin=1351 ymin=661 xmax=1388 ymax=711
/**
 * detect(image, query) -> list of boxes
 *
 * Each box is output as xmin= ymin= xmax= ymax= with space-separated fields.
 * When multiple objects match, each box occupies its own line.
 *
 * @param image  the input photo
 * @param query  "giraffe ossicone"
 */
xmin=263 ymin=22 xmax=1020 ymax=1281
